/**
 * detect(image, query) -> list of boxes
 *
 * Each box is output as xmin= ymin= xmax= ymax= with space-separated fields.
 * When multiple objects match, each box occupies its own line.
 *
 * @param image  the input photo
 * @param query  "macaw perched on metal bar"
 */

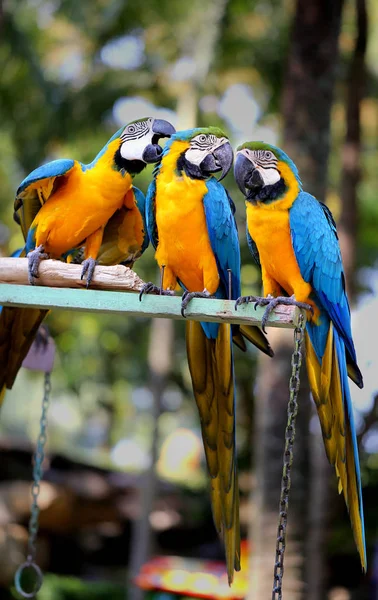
xmin=141 ymin=127 xmax=273 ymax=583
xmin=234 ymin=141 xmax=367 ymax=571
xmin=0 ymin=117 xmax=175 ymax=402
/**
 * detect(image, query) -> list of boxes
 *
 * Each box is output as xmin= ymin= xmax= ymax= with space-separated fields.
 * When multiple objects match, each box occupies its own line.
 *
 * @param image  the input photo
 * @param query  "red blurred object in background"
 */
xmin=135 ymin=541 xmax=249 ymax=599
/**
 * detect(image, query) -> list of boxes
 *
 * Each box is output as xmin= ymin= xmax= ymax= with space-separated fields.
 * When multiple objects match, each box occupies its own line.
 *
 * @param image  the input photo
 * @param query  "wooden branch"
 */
xmin=0 ymin=258 xmax=303 ymax=328
xmin=0 ymin=257 xmax=144 ymax=291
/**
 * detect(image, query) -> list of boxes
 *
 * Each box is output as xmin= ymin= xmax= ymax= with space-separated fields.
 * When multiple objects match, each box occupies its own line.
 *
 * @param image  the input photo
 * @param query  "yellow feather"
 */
xmin=186 ymin=320 xmax=240 ymax=584
xmin=305 ymin=324 xmax=366 ymax=571
xmin=33 ymin=142 xmax=132 ymax=258
xmin=155 ymin=142 xmax=220 ymax=294
xmin=0 ymin=307 xmax=48 ymax=396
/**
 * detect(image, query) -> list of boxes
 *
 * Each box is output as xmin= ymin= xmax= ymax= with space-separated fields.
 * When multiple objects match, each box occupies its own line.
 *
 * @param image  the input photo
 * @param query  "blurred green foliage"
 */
xmin=0 ymin=1 xmax=377 ymax=593
xmin=11 ymin=574 xmax=125 ymax=600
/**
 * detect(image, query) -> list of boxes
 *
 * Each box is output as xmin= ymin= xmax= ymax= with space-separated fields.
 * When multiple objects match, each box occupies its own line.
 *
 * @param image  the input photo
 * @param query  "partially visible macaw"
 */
xmin=141 ymin=127 xmax=273 ymax=583
xmin=0 ymin=117 xmax=175 ymax=403
xmin=234 ymin=141 xmax=367 ymax=570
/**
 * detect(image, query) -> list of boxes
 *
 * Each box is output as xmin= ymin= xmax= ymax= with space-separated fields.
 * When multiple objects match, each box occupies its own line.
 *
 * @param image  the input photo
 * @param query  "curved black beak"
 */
xmin=200 ymin=141 xmax=233 ymax=181
xmin=142 ymin=143 xmax=163 ymax=164
xmin=234 ymin=152 xmax=263 ymax=197
xmin=152 ymin=118 xmax=176 ymax=139
xmin=143 ymin=119 xmax=176 ymax=164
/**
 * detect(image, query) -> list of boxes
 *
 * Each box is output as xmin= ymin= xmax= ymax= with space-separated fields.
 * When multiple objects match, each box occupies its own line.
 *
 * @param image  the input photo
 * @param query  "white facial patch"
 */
xmin=258 ymin=167 xmax=281 ymax=186
xmin=120 ymin=118 xmax=154 ymax=162
xmin=237 ymin=147 xmax=280 ymax=186
xmin=120 ymin=132 xmax=153 ymax=161
xmin=185 ymin=134 xmax=228 ymax=166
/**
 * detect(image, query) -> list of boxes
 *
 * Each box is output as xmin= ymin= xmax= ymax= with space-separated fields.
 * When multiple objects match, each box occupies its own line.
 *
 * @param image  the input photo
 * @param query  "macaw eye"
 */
xmin=264 ymin=151 xmax=273 ymax=159
xmin=128 ymin=125 xmax=136 ymax=133
xmin=199 ymin=134 xmax=207 ymax=143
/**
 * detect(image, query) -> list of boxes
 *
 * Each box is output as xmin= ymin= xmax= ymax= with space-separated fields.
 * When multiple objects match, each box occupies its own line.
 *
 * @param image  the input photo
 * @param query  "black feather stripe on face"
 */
xmin=190 ymin=134 xmax=218 ymax=150
xmin=246 ymin=178 xmax=287 ymax=203
xmin=113 ymin=148 xmax=146 ymax=175
xmin=120 ymin=119 xmax=151 ymax=142
xmin=250 ymin=149 xmax=278 ymax=169
xmin=176 ymin=151 xmax=205 ymax=179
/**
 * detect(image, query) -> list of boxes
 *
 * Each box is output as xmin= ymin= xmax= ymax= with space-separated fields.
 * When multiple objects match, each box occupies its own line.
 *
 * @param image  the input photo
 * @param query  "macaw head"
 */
xmin=167 ymin=127 xmax=233 ymax=181
xmin=234 ymin=141 xmax=302 ymax=203
xmin=115 ymin=117 xmax=176 ymax=174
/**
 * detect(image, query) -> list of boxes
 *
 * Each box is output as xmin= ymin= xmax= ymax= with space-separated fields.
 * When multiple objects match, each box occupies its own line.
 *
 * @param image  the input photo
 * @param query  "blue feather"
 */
xmin=335 ymin=327 xmax=366 ymax=551
xmin=17 ymin=159 xmax=75 ymax=195
xmin=133 ymin=186 xmax=149 ymax=254
xmin=290 ymin=191 xmax=357 ymax=364
xmin=145 ymin=177 xmax=158 ymax=250
xmin=201 ymin=178 xmax=241 ymax=340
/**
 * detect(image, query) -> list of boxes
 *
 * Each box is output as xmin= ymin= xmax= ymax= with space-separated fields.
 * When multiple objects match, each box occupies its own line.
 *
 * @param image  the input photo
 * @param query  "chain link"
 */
xmin=272 ymin=312 xmax=306 ymax=600
xmin=15 ymin=372 xmax=51 ymax=598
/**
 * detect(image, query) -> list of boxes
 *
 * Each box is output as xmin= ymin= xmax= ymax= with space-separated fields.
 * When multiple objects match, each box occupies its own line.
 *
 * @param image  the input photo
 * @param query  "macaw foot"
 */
xmin=80 ymin=258 xmax=97 ymax=288
xmin=235 ymin=294 xmax=312 ymax=333
xmin=234 ymin=295 xmax=261 ymax=310
xmin=138 ymin=282 xmax=175 ymax=301
xmin=181 ymin=289 xmax=212 ymax=318
xmin=27 ymin=245 xmax=49 ymax=285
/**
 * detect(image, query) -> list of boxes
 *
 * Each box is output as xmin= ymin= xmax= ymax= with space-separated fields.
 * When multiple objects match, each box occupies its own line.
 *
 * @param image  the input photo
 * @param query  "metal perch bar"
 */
xmin=0 ymin=258 xmax=302 ymax=328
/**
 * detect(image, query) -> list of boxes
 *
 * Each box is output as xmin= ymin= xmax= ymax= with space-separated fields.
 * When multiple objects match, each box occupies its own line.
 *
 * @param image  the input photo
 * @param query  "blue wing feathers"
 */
xmin=133 ymin=186 xmax=149 ymax=254
xmin=290 ymin=191 xmax=357 ymax=365
xmin=17 ymin=159 xmax=75 ymax=195
xmin=246 ymin=225 xmax=260 ymax=266
xmin=145 ymin=178 xmax=158 ymax=250
xmin=203 ymin=178 xmax=241 ymax=301
xmin=335 ymin=328 xmax=366 ymax=549
xmin=201 ymin=179 xmax=241 ymax=340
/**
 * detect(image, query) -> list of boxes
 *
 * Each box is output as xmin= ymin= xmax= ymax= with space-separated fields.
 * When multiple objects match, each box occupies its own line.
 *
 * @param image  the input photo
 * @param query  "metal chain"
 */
xmin=272 ymin=312 xmax=306 ymax=600
xmin=15 ymin=372 xmax=51 ymax=598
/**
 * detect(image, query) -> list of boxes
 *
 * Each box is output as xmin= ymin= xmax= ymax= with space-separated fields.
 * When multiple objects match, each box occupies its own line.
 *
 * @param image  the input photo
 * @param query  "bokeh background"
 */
xmin=0 ymin=0 xmax=377 ymax=599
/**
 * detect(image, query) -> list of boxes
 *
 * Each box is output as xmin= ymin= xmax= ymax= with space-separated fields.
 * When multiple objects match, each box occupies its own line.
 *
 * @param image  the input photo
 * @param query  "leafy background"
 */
xmin=0 ymin=1 xmax=377 ymax=599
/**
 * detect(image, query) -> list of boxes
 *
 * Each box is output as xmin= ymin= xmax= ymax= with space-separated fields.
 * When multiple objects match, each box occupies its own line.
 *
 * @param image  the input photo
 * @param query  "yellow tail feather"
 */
xmin=0 ymin=385 xmax=6 ymax=409
xmin=186 ymin=320 xmax=240 ymax=584
xmin=0 ymin=307 xmax=48 ymax=396
xmin=305 ymin=325 xmax=366 ymax=571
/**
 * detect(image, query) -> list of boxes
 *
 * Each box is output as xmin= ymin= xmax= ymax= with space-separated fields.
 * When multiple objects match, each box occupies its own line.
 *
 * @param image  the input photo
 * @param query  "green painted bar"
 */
xmin=0 ymin=284 xmax=301 ymax=328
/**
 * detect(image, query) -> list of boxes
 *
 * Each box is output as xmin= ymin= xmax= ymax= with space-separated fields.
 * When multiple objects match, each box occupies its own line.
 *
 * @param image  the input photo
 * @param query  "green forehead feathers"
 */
xmin=128 ymin=117 xmax=151 ymax=125
xmin=171 ymin=126 xmax=228 ymax=142
xmin=237 ymin=141 xmax=278 ymax=155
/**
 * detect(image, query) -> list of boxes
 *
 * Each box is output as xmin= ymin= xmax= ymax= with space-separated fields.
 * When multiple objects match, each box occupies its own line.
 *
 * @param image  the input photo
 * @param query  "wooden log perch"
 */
xmin=0 ymin=257 xmax=303 ymax=328
xmin=0 ymin=257 xmax=143 ymax=291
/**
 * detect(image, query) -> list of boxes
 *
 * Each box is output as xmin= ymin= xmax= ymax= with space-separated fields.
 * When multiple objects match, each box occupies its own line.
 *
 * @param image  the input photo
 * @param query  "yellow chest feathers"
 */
xmin=154 ymin=142 xmax=219 ymax=293
xmin=245 ymin=166 xmax=312 ymax=302
xmin=155 ymin=141 xmax=209 ymax=240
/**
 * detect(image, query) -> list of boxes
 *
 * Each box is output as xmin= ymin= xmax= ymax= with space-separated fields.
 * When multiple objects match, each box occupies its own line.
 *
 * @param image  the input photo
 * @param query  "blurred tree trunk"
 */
xmin=250 ymin=332 xmax=311 ymax=600
xmin=249 ymin=1 xmax=344 ymax=598
xmin=338 ymin=0 xmax=368 ymax=295
xmin=282 ymin=0 xmax=344 ymax=202
xmin=129 ymin=318 xmax=174 ymax=600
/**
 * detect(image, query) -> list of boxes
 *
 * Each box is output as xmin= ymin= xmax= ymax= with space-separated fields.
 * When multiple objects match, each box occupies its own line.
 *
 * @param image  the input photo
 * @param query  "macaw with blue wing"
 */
xmin=234 ymin=141 xmax=367 ymax=570
xmin=0 ymin=117 xmax=175 ymax=402
xmin=141 ymin=128 xmax=273 ymax=583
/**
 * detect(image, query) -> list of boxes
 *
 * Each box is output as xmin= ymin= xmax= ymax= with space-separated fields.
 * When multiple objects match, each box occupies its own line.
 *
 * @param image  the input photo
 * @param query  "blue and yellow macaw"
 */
xmin=234 ymin=141 xmax=366 ymax=570
xmin=0 ymin=117 xmax=175 ymax=401
xmin=141 ymin=127 xmax=273 ymax=583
